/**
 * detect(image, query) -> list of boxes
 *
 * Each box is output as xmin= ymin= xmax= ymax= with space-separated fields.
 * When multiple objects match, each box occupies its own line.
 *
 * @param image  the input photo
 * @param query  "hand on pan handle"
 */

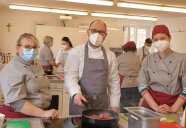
xmin=74 ymin=93 xmax=88 ymax=107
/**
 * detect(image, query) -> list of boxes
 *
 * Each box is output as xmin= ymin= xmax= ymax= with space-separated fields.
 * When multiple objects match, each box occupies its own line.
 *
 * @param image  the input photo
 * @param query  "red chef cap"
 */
xmin=122 ymin=41 xmax=136 ymax=50
xmin=152 ymin=25 xmax=171 ymax=39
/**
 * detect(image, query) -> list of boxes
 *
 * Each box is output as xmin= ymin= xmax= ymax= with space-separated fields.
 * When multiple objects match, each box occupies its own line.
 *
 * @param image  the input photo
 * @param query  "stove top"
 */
xmin=42 ymin=116 xmax=125 ymax=128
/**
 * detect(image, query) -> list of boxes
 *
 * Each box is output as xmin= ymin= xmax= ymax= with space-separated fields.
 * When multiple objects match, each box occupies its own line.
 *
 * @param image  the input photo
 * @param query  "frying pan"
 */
xmin=81 ymin=108 xmax=119 ymax=128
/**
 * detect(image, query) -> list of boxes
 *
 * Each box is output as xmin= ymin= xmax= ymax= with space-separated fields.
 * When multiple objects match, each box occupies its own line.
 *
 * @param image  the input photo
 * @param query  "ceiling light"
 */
xmin=60 ymin=15 xmax=72 ymax=20
xmin=58 ymin=0 xmax=113 ymax=6
xmin=117 ymin=2 xmax=161 ymax=11
xmin=51 ymin=9 xmax=87 ymax=15
xmin=9 ymin=5 xmax=50 ymax=12
xmin=91 ymin=13 xmax=157 ymax=21
xmin=163 ymin=7 xmax=186 ymax=13
xmin=9 ymin=5 xmax=88 ymax=15
xmin=117 ymin=2 xmax=186 ymax=13
xmin=79 ymin=25 xmax=121 ymax=31
xmin=91 ymin=13 xmax=126 ymax=19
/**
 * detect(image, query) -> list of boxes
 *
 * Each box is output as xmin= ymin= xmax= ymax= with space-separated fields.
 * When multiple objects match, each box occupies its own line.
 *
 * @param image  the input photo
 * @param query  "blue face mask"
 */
xmin=21 ymin=48 xmax=38 ymax=62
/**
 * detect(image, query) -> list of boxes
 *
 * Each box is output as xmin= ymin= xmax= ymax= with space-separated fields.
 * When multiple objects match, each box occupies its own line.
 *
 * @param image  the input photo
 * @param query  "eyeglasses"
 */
xmin=18 ymin=44 xmax=39 ymax=51
xmin=89 ymin=29 xmax=106 ymax=36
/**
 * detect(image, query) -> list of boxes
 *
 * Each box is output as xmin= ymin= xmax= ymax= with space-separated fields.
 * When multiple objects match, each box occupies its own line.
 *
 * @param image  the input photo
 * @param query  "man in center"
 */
xmin=64 ymin=20 xmax=121 ymax=115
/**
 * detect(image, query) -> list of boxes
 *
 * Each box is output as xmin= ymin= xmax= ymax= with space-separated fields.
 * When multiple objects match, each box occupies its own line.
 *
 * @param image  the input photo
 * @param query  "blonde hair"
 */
xmin=43 ymin=36 xmax=53 ymax=46
xmin=17 ymin=33 xmax=39 ymax=47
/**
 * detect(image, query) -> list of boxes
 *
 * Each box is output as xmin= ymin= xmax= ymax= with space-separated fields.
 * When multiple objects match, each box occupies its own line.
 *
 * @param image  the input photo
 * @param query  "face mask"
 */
xmin=62 ymin=45 xmax=68 ymax=50
xmin=21 ymin=48 xmax=38 ymax=62
xmin=153 ymin=40 xmax=169 ymax=52
xmin=145 ymin=46 xmax=151 ymax=50
xmin=89 ymin=33 xmax=103 ymax=47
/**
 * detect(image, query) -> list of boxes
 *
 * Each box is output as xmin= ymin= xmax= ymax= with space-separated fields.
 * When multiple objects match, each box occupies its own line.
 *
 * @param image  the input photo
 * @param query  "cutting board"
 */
xmin=160 ymin=122 xmax=184 ymax=128
xmin=6 ymin=120 xmax=30 ymax=128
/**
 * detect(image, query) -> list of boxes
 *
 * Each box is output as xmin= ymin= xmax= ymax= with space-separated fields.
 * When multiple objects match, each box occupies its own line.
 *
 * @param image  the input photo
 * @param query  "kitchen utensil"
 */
xmin=81 ymin=108 xmax=119 ymax=128
xmin=125 ymin=107 xmax=162 ymax=128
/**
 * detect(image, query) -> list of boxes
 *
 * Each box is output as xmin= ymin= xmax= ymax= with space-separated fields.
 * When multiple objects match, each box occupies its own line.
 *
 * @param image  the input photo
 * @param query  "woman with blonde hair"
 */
xmin=0 ymin=33 xmax=59 ymax=118
xmin=39 ymin=35 xmax=58 ymax=74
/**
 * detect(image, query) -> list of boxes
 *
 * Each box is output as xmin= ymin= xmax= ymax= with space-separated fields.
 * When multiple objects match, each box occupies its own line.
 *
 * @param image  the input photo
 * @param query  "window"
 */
xmin=124 ymin=25 xmax=150 ymax=48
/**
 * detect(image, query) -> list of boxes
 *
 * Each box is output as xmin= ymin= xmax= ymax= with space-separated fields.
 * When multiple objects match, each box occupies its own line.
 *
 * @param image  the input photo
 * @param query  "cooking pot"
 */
xmin=81 ymin=108 xmax=119 ymax=128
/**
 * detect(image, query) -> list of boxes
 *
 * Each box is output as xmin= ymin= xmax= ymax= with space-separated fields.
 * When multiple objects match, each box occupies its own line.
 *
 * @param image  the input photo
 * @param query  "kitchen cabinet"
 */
xmin=49 ymin=77 xmax=70 ymax=117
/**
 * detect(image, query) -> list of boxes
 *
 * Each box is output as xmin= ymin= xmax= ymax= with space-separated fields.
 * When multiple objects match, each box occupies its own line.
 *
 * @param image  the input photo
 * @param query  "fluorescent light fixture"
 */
xmin=59 ymin=0 xmax=113 ymax=6
xmin=51 ymin=9 xmax=87 ymax=15
xmin=117 ymin=2 xmax=161 ymax=11
xmin=163 ymin=7 xmax=186 ymax=13
xmin=9 ymin=5 xmax=88 ymax=15
xmin=91 ymin=12 xmax=157 ymax=21
xmin=60 ymin=15 xmax=72 ymax=20
xmin=117 ymin=2 xmax=186 ymax=13
xmin=9 ymin=5 xmax=50 ymax=12
xmin=91 ymin=13 xmax=126 ymax=19
xmin=79 ymin=25 xmax=121 ymax=31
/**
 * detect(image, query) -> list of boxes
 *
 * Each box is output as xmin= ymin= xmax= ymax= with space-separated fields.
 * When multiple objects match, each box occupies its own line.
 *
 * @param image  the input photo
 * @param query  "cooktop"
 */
xmin=42 ymin=116 xmax=125 ymax=128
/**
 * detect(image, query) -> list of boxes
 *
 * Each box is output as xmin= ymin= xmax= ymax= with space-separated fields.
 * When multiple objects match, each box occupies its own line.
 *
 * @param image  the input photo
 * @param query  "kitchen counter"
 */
xmin=2 ymin=113 xmax=182 ymax=128
xmin=38 ymin=113 xmax=183 ymax=128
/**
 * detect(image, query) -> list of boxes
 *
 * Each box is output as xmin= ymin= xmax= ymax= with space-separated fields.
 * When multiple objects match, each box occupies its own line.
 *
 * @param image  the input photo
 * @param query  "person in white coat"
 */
xmin=137 ymin=38 xmax=152 ymax=62
xmin=55 ymin=37 xmax=73 ymax=72
xmin=64 ymin=20 xmax=121 ymax=115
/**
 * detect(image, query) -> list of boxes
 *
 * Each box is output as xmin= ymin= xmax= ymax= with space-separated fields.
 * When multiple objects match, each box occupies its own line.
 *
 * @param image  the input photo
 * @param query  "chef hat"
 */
xmin=122 ymin=41 xmax=136 ymax=50
xmin=152 ymin=25 xmax=171 ymax=39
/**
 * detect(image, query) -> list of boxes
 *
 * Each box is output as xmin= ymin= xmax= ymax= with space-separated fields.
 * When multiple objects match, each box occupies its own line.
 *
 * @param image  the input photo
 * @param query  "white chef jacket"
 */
xmin=64 ymin=43 xmax=121 ymax=107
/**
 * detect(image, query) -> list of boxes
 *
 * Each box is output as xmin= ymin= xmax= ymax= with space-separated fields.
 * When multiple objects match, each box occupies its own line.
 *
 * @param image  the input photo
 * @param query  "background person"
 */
xmin=137 ymin=38 xmax=152 ymax=62
xmin=117 ymin=41 xmax=141 ymax=112
xmin=55 ymin=37 xmax=73 ymax=72
xmin=39 ymin=35 xmax=58 ymax=74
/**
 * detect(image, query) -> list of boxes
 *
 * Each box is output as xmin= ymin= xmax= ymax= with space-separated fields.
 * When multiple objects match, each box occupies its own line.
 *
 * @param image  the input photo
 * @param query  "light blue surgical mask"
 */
xmin=21 ymin=48 xmax=38 ymax=62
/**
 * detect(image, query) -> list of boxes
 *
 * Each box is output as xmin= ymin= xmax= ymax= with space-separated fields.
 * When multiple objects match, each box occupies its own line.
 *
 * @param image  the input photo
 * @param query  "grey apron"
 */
xmin=69 ymin=43 xmax=109 ymax=115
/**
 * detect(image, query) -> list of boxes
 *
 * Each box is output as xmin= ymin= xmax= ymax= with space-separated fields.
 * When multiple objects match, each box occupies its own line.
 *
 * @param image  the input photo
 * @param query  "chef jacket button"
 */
xmin=166 ymin=85 xmax=169 ymax=87
xmin=154 ymin=61 xmax=156 ymax=63
xmin=24 ymin=66 xmax=26 ymax=68
xmin=168 ymin=73 xmax=170 ymax=75
xmin=35 ymin=76 xmax=37 ymax=78
xmin=153 ymin=71 xmax=155 ymax=74
xmin=169 ymin=61 xmax=172 ymax=63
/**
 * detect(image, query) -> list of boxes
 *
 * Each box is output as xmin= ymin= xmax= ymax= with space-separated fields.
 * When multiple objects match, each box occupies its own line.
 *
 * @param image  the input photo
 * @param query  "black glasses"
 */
xmin=18 ymin=44 xmax=39 ymax=50
xmin=89 ymin=29 xmax=106 ymax=36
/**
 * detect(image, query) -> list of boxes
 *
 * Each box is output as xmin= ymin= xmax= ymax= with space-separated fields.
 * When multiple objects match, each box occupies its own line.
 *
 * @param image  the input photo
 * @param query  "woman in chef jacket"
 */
xmin=39 ymin=36 xmax=58 ymax=74
xmin=117 ymin=41 xmax=141 ymax=112
xmin=55 ymin=37 xmax=73 ymax=72
xmin=138 ymin=25 xmax=186 ymax=114
xmin=0 ymin=33 xmax=59 ymax=118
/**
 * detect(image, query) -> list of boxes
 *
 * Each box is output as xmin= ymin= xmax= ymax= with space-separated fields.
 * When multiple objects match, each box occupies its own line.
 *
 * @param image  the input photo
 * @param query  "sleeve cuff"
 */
xmin=179 ymin=93 xmax=186 ymax=102
xmin=140 ymin=88 xmax=148 ymax=95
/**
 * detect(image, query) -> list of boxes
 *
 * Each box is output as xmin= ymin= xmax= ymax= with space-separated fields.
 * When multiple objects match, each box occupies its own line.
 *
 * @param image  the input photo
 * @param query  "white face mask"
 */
xmin=145 ymin=46 xmax=151 ymax=50
xmin=153 ymin=40 xmax=169 ymax=52
xmin=89 ymin=33 xmax=103 ymax=47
